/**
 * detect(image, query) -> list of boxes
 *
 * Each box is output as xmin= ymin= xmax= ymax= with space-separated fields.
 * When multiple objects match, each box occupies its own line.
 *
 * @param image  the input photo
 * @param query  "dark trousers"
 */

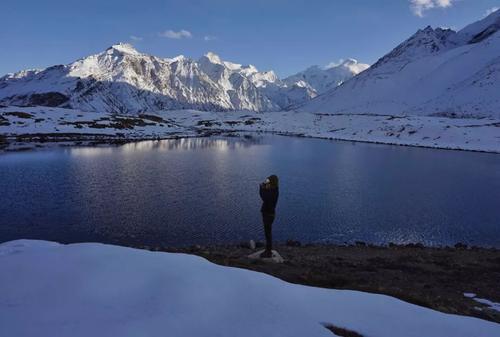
xmin=262 ymin=212 xmax=275 ymax=252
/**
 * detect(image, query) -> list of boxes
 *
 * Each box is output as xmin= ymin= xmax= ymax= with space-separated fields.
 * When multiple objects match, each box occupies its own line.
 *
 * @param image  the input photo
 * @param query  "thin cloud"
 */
xmin=410 ymin=0 xmax=455 ymax=17
xmin=130 ymin=35 xmax=143 ymax=41
xmin=203 ymin=35 xmax=217 ymax=41
xmin=325 ymin=59 xmax=345 ymax=69
xmin=485 ymin=7 xmax=499 ymax=17
xmin=159 ymin=29 xmax=193 ymax=39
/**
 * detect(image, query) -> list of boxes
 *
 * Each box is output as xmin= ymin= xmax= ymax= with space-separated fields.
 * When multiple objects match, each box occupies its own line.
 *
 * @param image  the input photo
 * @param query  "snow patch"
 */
xmin=464 ymin=293 xmax=500 ymax=313
xmin=1 ymin=239 xmax=499 ymax=337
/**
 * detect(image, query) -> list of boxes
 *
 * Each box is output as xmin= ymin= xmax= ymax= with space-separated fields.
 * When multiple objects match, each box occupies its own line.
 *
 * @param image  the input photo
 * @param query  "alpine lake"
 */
xmin=1 ymin=134 xmax=499 ymax=248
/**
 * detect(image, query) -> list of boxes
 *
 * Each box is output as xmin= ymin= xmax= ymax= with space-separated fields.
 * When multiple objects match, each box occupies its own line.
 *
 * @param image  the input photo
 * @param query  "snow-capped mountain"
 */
xmin=283 ymin=59 xmax=369 ymax=95
xmin=0 ymin=43 xmax=367 ymax=113
xmin=0 ymin=44 xmax=277 ymax=113
xmin=299 ymin=9 xmax=500 ymax=119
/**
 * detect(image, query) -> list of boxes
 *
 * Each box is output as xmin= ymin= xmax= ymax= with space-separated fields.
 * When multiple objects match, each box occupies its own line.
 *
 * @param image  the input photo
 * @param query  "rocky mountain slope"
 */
xmin=299 ymin=9 xmax=500 ymax=119
xmin=0 ymin=44 xmax=364 ymax=114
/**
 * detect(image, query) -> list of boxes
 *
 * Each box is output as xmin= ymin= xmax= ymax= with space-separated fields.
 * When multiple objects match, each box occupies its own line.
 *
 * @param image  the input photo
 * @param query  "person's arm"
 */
xmin=259 ymin=183 xmax=265 ymax=201
xmin=260 ymin=184 xmax=272 ymax=203
xmin=271 ymin=188 xmax=279 ymax=207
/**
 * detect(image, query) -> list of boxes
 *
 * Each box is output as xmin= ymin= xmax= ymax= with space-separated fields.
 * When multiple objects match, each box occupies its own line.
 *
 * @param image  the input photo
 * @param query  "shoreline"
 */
xmin=144 ymin=241 xmax=500 ymax=324
xmin=1 ymin=129 xmax=500 ymax=154
xmin=1 ymin=106 xmax=499 ymax=154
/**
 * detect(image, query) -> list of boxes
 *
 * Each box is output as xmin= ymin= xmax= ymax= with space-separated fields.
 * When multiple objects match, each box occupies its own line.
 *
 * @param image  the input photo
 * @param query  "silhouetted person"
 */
xmin=259 ymin=175 xmax=279 ymax=258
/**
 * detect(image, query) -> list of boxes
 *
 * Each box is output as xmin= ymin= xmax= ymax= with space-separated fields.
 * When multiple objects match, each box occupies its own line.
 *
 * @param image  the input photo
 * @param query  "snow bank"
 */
xmin=1 ymin=240 xmax=499 ymax=337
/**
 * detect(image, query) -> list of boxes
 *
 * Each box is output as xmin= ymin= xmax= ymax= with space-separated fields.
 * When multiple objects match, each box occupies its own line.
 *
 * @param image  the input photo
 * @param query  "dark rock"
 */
xmin=406 ymin=243 xmax=425 ymax=248
xmin=286 ymin=240 xmax=302 ymax=247
xmin=139 ymin=114 xmax=166 ymax=123
xmin=190 ymin=245 xmax=202 ymax=251
xmin=29 ymin=92 xmax=69 ymax=107
xmin=4 ymin=111 xmax=34 ymax=119
xmin=238 ymin=240 xmax=256 ymax=249
xmin=0 ymin=115 xmax=11 ymax=126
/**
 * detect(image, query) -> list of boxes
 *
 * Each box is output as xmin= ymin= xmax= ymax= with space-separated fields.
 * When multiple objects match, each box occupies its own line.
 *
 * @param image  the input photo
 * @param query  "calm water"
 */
xmin=1 ymin=135 xmax=499 ymax=247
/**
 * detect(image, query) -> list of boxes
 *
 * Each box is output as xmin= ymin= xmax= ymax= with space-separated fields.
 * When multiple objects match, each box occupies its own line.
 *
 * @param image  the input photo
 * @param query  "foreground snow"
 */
xmin=1 ymin=240 xmax=499 ymax=337
xmin=1 ymin=106 xmax=499 ymax=153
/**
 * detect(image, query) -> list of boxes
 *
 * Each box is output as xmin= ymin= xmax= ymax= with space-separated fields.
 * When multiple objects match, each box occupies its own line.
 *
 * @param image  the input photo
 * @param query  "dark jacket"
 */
xmin=260 ymin=183 xmax=279 ymax=215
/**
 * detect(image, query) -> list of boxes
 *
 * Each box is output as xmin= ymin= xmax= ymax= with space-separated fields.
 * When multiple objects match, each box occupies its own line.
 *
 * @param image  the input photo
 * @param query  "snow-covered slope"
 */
xmin=1 ymin=240 xmax=499 ymax=337
xmin=299 ymin=10 xmax=500 ymax=118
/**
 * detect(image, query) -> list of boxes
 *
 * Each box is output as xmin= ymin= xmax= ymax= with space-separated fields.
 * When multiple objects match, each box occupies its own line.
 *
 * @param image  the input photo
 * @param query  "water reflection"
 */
xmin=70 ymin=135 xmax=264 ymax=157
xmin=70 ymin=147 xmax=114 ymax=157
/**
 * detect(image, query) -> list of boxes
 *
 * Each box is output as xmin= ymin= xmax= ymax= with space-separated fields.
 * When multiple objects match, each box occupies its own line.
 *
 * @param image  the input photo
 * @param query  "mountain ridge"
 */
xmin=0 ymin=43 xmax=365 ymax=113
xmin=298 ymin=10 xmax=500 ymax=118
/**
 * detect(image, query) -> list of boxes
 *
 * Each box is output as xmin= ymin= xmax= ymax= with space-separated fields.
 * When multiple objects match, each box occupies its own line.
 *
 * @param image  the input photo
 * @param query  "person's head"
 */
xmin=268 ymin=175 xmax=279 ymax=188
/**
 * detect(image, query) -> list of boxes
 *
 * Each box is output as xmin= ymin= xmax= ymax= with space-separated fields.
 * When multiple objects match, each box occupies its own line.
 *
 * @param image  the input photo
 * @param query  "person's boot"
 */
xmin=260 ymin=250 xmax=273 ymax=258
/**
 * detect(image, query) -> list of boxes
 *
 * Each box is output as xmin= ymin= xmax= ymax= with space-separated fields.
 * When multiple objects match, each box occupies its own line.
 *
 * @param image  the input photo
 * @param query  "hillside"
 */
xmin=299 ymin=10 xmax=500 ymax=119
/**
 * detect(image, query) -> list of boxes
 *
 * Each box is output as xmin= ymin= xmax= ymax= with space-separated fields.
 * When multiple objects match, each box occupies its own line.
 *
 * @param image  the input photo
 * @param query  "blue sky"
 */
xmin=1 ymin=0 xmax=499 ymax=77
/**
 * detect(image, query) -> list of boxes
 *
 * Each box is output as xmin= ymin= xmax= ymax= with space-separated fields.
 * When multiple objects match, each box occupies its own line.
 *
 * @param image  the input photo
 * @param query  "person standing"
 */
xmin=259 ymin=175 xmax=279 ymax=258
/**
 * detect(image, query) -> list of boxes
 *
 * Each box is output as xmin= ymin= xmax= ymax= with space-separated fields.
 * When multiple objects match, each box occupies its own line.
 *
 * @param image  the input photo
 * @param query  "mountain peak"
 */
xmin=107 ymin=43 xmax=140 ymax=55
xmin=421 ymin=25 xmax=434 ymax=33
xmin=204 ymin=52 xmax=222 ymax=64
xmin=171 ymin=55 xmax=188 ymax=62
xmin=414 ymin=25 xmax=455 ymax=38
xmin=415 ymin=25 xmax=453 ymax=35
xmin=341 ymin=59 xmax=370 ymax=74
xmin=323 ymin=59 xmax=369 ymax=74
xmin=324 ymin=59 xmax=357 ymax=69
xmin=373 ymin=25 xmax=457 ymax=68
